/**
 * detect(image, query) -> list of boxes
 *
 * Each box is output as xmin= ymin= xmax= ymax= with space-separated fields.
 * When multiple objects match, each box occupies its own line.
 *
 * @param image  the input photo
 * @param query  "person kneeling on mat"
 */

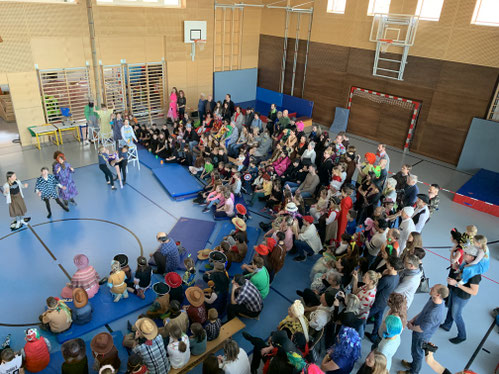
xmin=148 ymin=232 xmax=180 ymax=275
xmin=108 ymin=260 xmax=129 ymax=302
xmin=39 ymin=297 xmax=72 ymax=334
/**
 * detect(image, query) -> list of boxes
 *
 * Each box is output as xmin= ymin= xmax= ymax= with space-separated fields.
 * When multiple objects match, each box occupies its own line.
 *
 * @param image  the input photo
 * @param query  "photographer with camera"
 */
xmin=398 ymin=284 xmax=449 ymax=374
xmin=422 ymin=342 xmax=477 ymax=374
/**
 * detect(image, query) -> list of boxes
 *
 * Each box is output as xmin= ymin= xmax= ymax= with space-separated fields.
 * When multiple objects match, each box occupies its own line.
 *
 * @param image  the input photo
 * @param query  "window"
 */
xmin=327 ymin=0 xmax=346 ymax=14
xmin=96 ymin=0 xmax=180 ymax=6
xmin=471 ymin=0 xmax=499 ymax=27
xmin=7 ymin=0 xmax=75 ymax=3
xmin=367 ymin=0 xmax=391 ymax=16
xmin=416 ymin=0 xmax=444 ymax=21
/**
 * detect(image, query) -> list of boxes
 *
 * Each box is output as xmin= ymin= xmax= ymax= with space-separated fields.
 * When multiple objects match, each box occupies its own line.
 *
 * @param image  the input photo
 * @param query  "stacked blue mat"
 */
xmin=200 ymin=222 xmax=261 ymax=276
xmin=33 ymin=331 xmax=128 ymax=374
xmin=56 ymin=285 xmax=157 ymax=344
xmin=137 ymin=146 xmax=203 ymax=200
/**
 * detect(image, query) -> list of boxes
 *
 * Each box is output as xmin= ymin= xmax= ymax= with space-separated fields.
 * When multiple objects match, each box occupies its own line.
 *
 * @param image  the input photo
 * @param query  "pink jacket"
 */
xmin=273 ymin=156 xmax=291 ymax=176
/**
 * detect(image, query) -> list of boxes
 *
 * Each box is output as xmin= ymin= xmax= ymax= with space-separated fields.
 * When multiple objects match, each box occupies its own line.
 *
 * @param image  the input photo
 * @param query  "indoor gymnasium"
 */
xmin=0 ymin=0 xmax=498 ymax=373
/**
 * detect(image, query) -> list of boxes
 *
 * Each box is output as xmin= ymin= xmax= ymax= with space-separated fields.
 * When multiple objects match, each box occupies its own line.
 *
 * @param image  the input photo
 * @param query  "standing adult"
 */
xmin=111 ymin=112 xmax=124 ymax=149
xmin=224 ymin=93 xmax=235 ymax=117
xmin=440 ymin=245 xmax=481 ymax=344
xmin=168 ymin=87 xmax=178 ymax=122
xmin=95 ymin=103 xmax=113 ymax=138
xmin=198 ymin=93 xmax=207 ymax=120
xmin=376 ymin=143 xmax=390 ymax=172
xmin=177 ymin=90 xmax=187 ymax=119
xmin=53 ymin=151 xmax=78 ymax=207
xmin=336 ymin=184 xmax=354 ymax=243
xmin=393 ymin=254 xmax=422 ymax=309
xmin=401 ymin=175 xmax=419 ymax=208
xmin=84 ymin=100 xmax=98 ymax=144
xmin=398 ymin=207 xmax=416 ymax=251
xmin=412 ymin=194 xmax=430 ymax=233
xmin=398 ymin=284 xmax=449 ymax=374
xmin=132 ymin=318 xmax=170 ymax=374
xmin=427 ymin=184 xmax=440 ymax=216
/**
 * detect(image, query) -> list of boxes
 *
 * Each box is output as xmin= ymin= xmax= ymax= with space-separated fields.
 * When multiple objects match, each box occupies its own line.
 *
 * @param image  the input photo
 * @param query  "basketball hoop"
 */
xmin=190 ymin=39 xmax=207 ymax=61
xmin=379 ymin=39 xmax=393 ymax=53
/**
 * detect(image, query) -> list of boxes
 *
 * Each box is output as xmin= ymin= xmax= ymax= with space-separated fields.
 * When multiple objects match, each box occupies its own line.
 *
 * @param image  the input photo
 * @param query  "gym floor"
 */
xmin=0 ymin=132 xmax=497 ymax=374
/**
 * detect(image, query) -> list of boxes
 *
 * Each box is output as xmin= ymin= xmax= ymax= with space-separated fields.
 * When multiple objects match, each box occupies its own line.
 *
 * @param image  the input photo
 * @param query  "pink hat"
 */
xmin=74 ymin=254 xmax=89 ymax=269
xmin=296 ymin=121 xmax=305 ymax=132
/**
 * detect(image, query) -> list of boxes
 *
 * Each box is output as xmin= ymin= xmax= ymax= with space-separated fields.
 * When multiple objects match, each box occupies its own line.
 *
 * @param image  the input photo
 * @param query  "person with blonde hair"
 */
xmin=278 ymin=300 xmax=310 ymax=342
xmin=352 ymin=270 xmax=382 ymax=338
xmin=356 ymin=350 xmax=389 ymax=374
xmin=459 ymin=235 xmax=489 ymax=284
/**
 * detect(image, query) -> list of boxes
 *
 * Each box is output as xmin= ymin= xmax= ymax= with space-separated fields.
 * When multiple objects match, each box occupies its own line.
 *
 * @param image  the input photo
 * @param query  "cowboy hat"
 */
xmin=255 ymin=244 xmax=269 ymax=256
xmin=90 ymin=332 xmax=114 ymax=355
xmin=152 ymin=282 xmax=170 ymax=296
xmin=236 ymin=203 xmax=247 ymax=215
xmin=164 ymin=272 xmax=182 ymax=288
xmin=61 ymin=338 xmax=86 ymax=362
xmin=231 ymin=217 xmax=247 ymax=232
xmin=135 ymin=318 xmax=159 ymax=340
xmin=185 ymin=286 xmax=204 ymax=307
xmin=113 ymin=254 xmax=128 ymax=268
xmin=72 ymin=288 xmax=88 ymax=308
xmin=197 ymin=248 xmax=212 ymax=261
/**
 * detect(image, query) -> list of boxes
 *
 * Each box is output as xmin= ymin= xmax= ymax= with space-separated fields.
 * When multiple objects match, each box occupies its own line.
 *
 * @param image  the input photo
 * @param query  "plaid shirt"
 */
xmin=206 ymin=318 xmax=222 ymax=341
xmin=132 ymin=335 xmax=170 ymax=374
xmin=236 ymin=280 xmax=263 ymax=313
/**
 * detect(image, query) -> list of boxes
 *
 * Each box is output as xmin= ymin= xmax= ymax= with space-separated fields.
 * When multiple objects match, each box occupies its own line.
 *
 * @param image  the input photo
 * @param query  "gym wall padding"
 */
xmin=256 ymin=86 xmax=283 ymax=107
xmin=282 ymin=93 xmax=313 ymax=118
xmin=457 ymin=118 xmax=499 ymax=174
xmin=214 ymin=68 xmax=258 ymax=103
xmin=257 ymin=34 xmax=499 ymax=165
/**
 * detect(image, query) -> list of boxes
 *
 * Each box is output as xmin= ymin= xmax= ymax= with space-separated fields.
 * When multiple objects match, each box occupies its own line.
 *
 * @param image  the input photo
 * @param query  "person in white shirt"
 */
xmin=412 ymin=194 xmax=430 ymax=233
xmin=0 ymin=348 xmax=23 ymax=374
xmin=393 ymin=254 xmax=422 ymax=308
xmin=167 ymin=324 xmax=190 ymax=369
xmin=293 ymin=215 xmax=323 ymax=262
xmin=365 ymin=219 xmax=389 ymax=266
xmin=309 ymin=288 xmax=338 ymax=331
xmin=398 ymin=206 xmax=416 ymax=251
xmin=301 ymin=141 xmax=317 ymax=165
xmin=218 ymin=340 xmax=250 ymax=374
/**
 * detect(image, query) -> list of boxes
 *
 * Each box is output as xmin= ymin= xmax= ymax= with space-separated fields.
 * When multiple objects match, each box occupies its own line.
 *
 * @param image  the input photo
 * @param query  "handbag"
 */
xmin=416 ymin=267 xmax=430 ymax=293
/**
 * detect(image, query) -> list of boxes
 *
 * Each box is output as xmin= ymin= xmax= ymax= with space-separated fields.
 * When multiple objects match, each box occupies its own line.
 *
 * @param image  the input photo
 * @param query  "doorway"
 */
xmin=0 ymin=84 xmax=21 ymax=150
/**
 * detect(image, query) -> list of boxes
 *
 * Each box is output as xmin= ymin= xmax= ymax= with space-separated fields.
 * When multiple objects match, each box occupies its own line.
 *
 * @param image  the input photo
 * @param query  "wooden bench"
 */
xmin=169 ymin=317 xmax=246 ymax=374
xmin=296 ymin=116 xmax=313 ymax=128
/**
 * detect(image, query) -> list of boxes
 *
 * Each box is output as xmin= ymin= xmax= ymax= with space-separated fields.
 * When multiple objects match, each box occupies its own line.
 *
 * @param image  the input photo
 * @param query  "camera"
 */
xmin=421 ymin=342 xmax=438 ymax=355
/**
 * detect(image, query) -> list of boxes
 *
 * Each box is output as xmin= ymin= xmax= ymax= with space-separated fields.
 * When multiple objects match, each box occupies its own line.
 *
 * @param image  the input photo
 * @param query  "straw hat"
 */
xmin=197 ymin=248 xmax=212 ymax=261
xmin=185 ymin=286 xmax=204 ymax=308
xmin=164 ymin=272 xmax=182 ymax=289
xmin=72 ymin=288 xmax=88 ymax=309
xmin=90 ymin=332 xmax=114 ymax=355
xmin=135 ymin=318 xmax=159 ymax=340
xmin=232 ymin=217 xmax=247 ymax=232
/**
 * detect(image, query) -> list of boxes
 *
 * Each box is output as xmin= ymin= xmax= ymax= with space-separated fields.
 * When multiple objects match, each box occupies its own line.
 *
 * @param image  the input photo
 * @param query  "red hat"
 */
xmin=303 ymin=215 xmax=314 ymax=224
xmin=266 ymin=237 xmax=277 ymax=250
xmin=164 ymin=272 xmax=182 ymax=288
xmin=365 ymin=152 xmax=376 ymax=165
xmin=236 ymin=203 xmax=247 ymax=215
xmin=255 ymin=244 xmax=269 ymax=256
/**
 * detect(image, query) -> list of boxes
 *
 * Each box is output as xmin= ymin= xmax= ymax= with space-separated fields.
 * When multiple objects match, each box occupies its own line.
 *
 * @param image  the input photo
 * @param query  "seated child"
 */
xmin=39 ymin=297 xmax=72 ymax=333
xmin=133 ymin=256 xmax=152 ymax=300
xmin=167 ymin=324 xmax=190 ymax=369
xmin=71 ymin=288 xmax=93 ymax=325
xmin=205 ymin=308 xmax=222 ymax=341
xmin=23 ymin=328 xmax=51 ymax=373
xmin=0 ymin=348 xmax=23 ymax=374
xmin=182 ymin=256 xmax=196 ymax=287
xmin=126 ymin=353 xmax=148 ymax=374
xmin=61 ymin=254 xmax=100 ymax=299
xmin=189 ymin=323 xmax=207 ymax=356
xmin=107 ymin=260 xmax=128 ymax=302
xmin=146 ymin=282 xmax=170 ymax=319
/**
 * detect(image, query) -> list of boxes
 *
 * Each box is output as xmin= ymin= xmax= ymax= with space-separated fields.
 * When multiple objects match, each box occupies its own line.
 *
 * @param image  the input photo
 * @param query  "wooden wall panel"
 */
xmin=258 ymin=34 xmax=499 ymax=165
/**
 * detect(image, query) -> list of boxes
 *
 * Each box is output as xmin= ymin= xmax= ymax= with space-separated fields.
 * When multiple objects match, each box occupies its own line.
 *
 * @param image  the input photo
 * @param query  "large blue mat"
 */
xmin=168 ymin=217 xmax=216 ymax=266
xmin=37 ymin=331 xmax=127 ymax=373
xmin=56 ymin=286 xmax=156 ymax=343
xmin=456 ymin=168 xmax=499 ymax=206
xmin=152 ymin=164 xmax=203 ymax=200
xmin=137 ymin=147 xmax=163 ymax=169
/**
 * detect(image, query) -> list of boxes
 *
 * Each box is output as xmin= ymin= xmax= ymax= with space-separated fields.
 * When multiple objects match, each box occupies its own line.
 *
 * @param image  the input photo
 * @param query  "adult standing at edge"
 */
xmin=177 ymin=90 xmax=187 ymax=120
xmin=53 ymin=151 xmax=78 ymax=207
xmin=224 ymin=93 xmax=235 ymax=117
xmin=398 ymin=284 xmax=449 ymax=374
xmin=440 ymin=245 xmax=481 ymax=345
xmin=198 ymin=93 xmax=207 ymax=120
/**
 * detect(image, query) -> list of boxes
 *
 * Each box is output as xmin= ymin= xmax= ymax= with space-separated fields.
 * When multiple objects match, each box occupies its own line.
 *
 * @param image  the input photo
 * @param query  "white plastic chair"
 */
xmin=99 ymin=130 xmax=115 ymax=151
xmin=88 ymin=127 xmax=100 ymax=150
xmin=127 ymin=144 xmax=140 ymax=171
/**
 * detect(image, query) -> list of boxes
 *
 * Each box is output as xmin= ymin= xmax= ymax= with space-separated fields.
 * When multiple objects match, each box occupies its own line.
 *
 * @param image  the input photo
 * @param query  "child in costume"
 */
xmin=98 ymin=146 xmax=116 ymax=190
xmin=61 ymin=254 xmax=100 ymax=299
xmin=35 ymin=167 xmax=69 ymax=218
xmin=3 ymin=171 xmax=30 ymax=230
xmin=39 ymin=297 xmax=73 ymax=333
xmin=23 ymin=328 xmax=51 ymax=373
xmin=182 ymin=256 xmax=196 ymax=287
xmin=107 ymin=260 xmax=129 ymax=302
xmin=459 ymin=234 xmax=490 ymax=284
xmin=133 ymin=256 xmax=152 ymax=300
xmin=53 ymin=151 xmax=78 ymax=206
xmin=71 ymin=288 xmax=93 ymax=325
xmin=146 ymin=282 xmax=171 ymax=319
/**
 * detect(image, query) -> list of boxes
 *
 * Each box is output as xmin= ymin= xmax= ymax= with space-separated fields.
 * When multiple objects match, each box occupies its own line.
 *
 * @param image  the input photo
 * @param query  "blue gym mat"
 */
xmin=137 ymin=147 xmax=163 ymax=169
xmin=56 ymin=286 xmax=156 ymax=343
xmin=152 ymin=164 xmax=203 ymax=200
xmin=456 ymin=168 xmax=499 ymax=205
xmin=167 ymin=217 xmax=216 ymax=266
xmin=37 ymin=331 xmax=127 ymax=373
xmin=200 ymin=221 xmax=261 ymax=276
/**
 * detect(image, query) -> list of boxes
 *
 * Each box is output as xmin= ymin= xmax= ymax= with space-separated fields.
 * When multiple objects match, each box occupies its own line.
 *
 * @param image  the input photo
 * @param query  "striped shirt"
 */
xmin=206 ymin=318 xmax=222 ymax=341
xmin=132 ymin=335 xmax=170 ymax=374
xmin=71 ymin=266 xmax=100 ymax=291
xmin=357 ymin=285 xmax=377 ymax=320
xmin=236 ymin=280 xmax=263 ymax=313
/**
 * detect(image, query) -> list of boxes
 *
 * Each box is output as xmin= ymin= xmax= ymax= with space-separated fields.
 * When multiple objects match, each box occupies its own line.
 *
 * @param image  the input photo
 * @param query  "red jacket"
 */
xmin=24 ymin=337 xmax=50 ymax=372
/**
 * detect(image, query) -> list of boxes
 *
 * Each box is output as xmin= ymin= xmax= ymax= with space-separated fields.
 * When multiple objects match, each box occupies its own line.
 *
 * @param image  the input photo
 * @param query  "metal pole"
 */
xmin=290 ymin=12 xmax=301 ymax=96
xmin=239 ymin=8 xmax=244 ymax=70
xmin=280 ymin=9 xmax=290 ymax=94
xmin=222 ymin=8 xmax=226 ymax=71
xmin=464 ymin=317 xmax=496 ymax=370
xmin=301 ymin=9 xmax=313 ymax=97
xmin=231 ymin=8 xmax=235 ymax=70
xmin=85 ymin=0 xmax=101 ymax=107
xmin=213 ymin=7 xmax=217 ymax=71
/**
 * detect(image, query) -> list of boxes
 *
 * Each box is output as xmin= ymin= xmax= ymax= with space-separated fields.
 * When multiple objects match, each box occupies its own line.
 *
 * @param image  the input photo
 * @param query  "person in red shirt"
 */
xmin=336 ymin=184 xmax=354 ymax=243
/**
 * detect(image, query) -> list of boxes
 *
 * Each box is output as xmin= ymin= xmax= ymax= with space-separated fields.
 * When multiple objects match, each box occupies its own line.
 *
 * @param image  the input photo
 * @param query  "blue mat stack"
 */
xmin=137 ymin=146 xmax=203 ymax=200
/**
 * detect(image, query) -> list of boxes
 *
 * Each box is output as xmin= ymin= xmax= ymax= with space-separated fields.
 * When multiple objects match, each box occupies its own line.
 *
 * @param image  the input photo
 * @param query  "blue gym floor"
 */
xmin=0 ymin=137 xmax=498 ymax=373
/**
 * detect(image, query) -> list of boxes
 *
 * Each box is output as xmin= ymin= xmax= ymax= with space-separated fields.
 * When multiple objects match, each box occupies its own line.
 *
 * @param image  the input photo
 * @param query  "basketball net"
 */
xmin=379 ymin=39 xmax=393 ymax=53
xmin=352 ymin=90 xmax=414 ymax=110
xmin=195 ymin=39 xmax=206 ymax=51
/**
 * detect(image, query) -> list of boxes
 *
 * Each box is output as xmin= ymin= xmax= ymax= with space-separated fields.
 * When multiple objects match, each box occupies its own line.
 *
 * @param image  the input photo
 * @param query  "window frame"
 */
xmin=471 ymin=0 xmax=499 ymax=27
xmin=415 ymin=0 xmax=444 ymax=22
xmin=5 ymin=0 xmax=76 ymax=4
xmin=367 ymin=0 xmax=391 ymax=16
xmin=326 ymin=0 xmax=347 ymax=15
xmin=96 ymin=0 xmax=182 ymax=8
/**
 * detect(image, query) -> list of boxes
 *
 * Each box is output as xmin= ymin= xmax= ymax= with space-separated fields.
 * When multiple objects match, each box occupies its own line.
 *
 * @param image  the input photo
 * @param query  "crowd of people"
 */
xmin=0 ymin=89 xmax=493 ymax=374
